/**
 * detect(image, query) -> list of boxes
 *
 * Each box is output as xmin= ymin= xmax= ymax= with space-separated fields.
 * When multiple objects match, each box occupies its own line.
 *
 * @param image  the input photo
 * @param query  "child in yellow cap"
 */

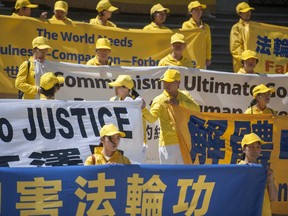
xmin=158 ymin=33 xmax=194 ymax=68
xmin=12 ymin=0 xmax=47 ymax=18
xmin=182 ymin=1 xmax=211 ymax=67
xmin=239 ymin=133 xmax=277 ymax=216
xmin=238 ymin=50 xmax=259 ymax=74
xmin=143 ymin=3 xmax=170 ymax=30
xmin=39 ymin=72 xmax=64 ymax=100
xmin=90 ymin=0 xmax=118 ymax=27
xmin=245 ymin=84 xmax=277 ymax=114
xmin=49 ymin=1 xmax=73 ymax=25
xmin=85 ymin=124 xmax=131 ymax=165
xmin=86 ymin=38 xmax=115 ymax=66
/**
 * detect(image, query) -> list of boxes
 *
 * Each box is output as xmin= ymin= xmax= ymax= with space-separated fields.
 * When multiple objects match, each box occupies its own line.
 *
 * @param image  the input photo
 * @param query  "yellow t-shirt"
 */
xmin=90 ymin=16 xmax=117 ymax=27
xmin=86 ymin=56 xmax=115 ymax=66
xmin=143 ymin=22 xmax=170 ymax=30
xmin=244 ymin=106 xmax=277 ymax=115
xmin=158 ymin=53 xmax=194 ymax=68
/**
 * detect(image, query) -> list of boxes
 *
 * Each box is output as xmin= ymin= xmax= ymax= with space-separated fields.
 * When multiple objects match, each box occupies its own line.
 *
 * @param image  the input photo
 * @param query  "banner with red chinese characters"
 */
xmin=172 ymin=107 xmax=288 ymax=214
xmin=247 ymin=21 xmax=288 ymax=74
xmin=0 ymin=164 xmax=265 ymax=216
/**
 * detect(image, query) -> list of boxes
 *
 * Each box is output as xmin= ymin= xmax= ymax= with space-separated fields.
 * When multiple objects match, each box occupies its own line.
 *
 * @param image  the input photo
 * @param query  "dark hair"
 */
xmin=98 ymin=11 xmax=105 ymax=17
xmin=241 ymin=59 xmax=259 ymax=66
xmin=40 ymin=83 xmax=61 ymax=98
xmin=131 ymin=88 xmax=140 ymax=99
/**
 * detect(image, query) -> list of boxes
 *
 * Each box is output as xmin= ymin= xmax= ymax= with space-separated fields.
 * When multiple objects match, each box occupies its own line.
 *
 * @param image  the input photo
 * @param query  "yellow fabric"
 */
xmin=15 ymin=57 xmax=38 ymax=99
xmin=143 ymin=22 xmax=170 ymax=30
xmin=158 ymin=53 xmax=194 ymax=67
xmin=244 ymin=106 xmax=277 ymax=115
xmin=49 ymin=15 xmax=73 ymax=25
xmin=89 ymin=16 xmax=117 ymax=27
xmin=142 ymin=90 xmax=200 ymax=147
xmin=182 ymin=18 xmax=211 ymax=60
xmin=230 ymin=19 xmax=249 ymax=72
xmin=84 ymin=147 xmax=131 ymax=165
xmin=86 ymin=56 xmax=115 ymax=66
xmin=11 ymin=13 xmax=21 ymax=17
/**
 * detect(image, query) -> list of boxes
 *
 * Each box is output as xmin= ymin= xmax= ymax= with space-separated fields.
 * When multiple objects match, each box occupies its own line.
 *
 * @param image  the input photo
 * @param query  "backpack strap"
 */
xmin=91 ymin=154 xmax=96 ymax=165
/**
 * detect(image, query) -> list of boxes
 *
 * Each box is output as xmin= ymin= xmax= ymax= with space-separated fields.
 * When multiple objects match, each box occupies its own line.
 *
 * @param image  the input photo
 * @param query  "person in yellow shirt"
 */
xmin=238 ymin=133 xmax=277 ymax=216
xmin=49 ymin=1 xmax=73 ymax=25
xmin=245 ymin=84 xmax=277 ymax=114
xmin=12 ymin=0 xmax=47 ymax=18
xmin=85 ymin=124 xmax=131 ymax=165
xmin=182 ymin=1 xmax=211 ymax=67
xmin=15 ymin=36 xmax=52 ymax=99
xmin=86 ymin=38 xmax=115 ymax=66
xmin=90 ymin=0 xmax=118 ymax=27
xmin=143 ymin=3 xmax=170 ymax=30
xmin=39 ymin=72 xmax=64 ymax=100
xmin=230 ymin=2 xmax=255 ymax=72
xmin=158 ymin=33 xmax=194 ymax=67
xmin=238 ymin=49 xmax=259 ymax=74
xmin=142 ymin=69 xmax=200 ymax=164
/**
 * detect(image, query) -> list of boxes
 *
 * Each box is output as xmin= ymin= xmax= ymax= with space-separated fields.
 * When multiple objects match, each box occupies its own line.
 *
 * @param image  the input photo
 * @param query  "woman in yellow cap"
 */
xmin=15 ymin=36 xmax=52 ymax=99
xmin=109 ymin=75 xmax=147 ymax=163
xmin=182 ymin=1 xmax=211 ymax=67
xmin=85 ymin=124 xmax=131 ymax=165
xmin=239 ymin=133 xmax=277 ymax=216
xmin=39 ymin=72 xmax=64 ymax=100
xmin=86 ymin=38 xmax=115 ymax=66
xmin=143 ymin=3 xmax=170 ymax=30
xmin=238 ymin=50 xmax=259 ymax=74
xmin=245 ymin=84 xmax=277 ymax=114
xmin=90 ymin=0 xmax=118 ymax=27
xmin=12 ymin=0 xmax=47 ymax=18
xmin=49 ymin=1 xmax=73 ymax=25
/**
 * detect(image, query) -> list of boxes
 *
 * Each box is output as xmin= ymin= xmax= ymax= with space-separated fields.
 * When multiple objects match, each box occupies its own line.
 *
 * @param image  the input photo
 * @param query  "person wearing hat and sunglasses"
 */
xmin=12 ymin=0 xmax=47 ymax=19
xmin=39 ymin=72 xmax=64 ymax=100
xmin=158 ymin=33 xmax=194 ymax=68
xmin=238 ymin=49 xmax=259 ymax=74
xmin=245 ymin=84 xmax=277 ymax=115
xmin=143 ymin=3 xmax=170 ymax=30
xmin=90 ymin=0 xmax=118 ymax=27
xmin=142 ymin=69 xmax=200 ymax=164
xmin=86 ymin=38 xmax=115 ymax=66
xmin=15 ymin=36 xmax=52 ymax=99
xmin=182 ymin=1 xmax=211 ymax=67
xmin=85 ymin=124 xmax=131 ymax=165
xmin=239 ymin=133 xmax=277 ymax=216
xmin=49 ymin=1 xmax=73 ymax=25
xmin=230 ymin=2 xmax=255 ymax=72
xmin=109 ymin=75 xmax=148 ymax=163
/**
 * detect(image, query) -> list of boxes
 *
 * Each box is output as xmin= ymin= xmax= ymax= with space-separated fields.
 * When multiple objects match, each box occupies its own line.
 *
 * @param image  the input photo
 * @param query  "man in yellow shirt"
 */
xmin=158 ymin=33 xmax=194 ymax=67
xmin=237 ymin=49 xmax=259 ymax=74
xmin=49 ymin=1 xmax=73 ymax=25
xmin=230 ymin=2 xmax=255 ymax=72
xmin=12 ymin=0 xmax=47 ymax=18
xmin=86 ymin=38 xmax=115 ymax=66
xmin=143 ymin=3 xmax=170 ymax=30
xmin=142 ymin=69 xmax=200 ymax=164
xmin=90 ymin=0 xmax=118 ymax=27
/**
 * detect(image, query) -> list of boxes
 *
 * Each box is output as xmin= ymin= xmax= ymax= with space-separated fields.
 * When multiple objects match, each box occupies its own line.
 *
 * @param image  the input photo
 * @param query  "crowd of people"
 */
xmin=9 ymin=0 xmax=280 ymax=214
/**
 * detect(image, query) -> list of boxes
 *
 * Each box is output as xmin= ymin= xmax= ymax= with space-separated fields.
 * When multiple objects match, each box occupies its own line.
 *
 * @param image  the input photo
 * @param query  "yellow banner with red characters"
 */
xmin=0 ymin=15 xmax=206 ymax=96
xmin=247 ymin=21 xmax=288 ymax=74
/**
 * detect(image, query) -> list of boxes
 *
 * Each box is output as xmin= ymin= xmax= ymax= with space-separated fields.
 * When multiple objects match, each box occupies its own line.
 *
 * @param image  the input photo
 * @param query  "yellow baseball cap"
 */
xmin=54 ymin=1 xmax=68 ymax=13
xmin=96 ymin=0 xmax=118 ymax=12
xmin=241 ymin=133 xmax=264 ymax=148
xmin=109 ymin=75 xmax=134 ymax=90
xmin=96 ymin=38 xmax=111 ymax=50
xmin=32 ymin=36 xmax=52 ymax=49
xmin=241 ymin=50 xmax=258 ymax=60
xmin=188 ymin=1 xmax=207 ymax=12
xmin=171 ymin=33 xmax=185 ymax=44
xmin=160 ymin=69 xmax=181 ymax=82
xmin=40 ymin=72 xmax=65 ymax=90
xmin=236 ymin=2 xmax=254 ymax=15
xmin=150 ymin=3 xmax=170 ymax=15
xmin=14 ymin=0 xmax=38 ymax=10
xmin=252 ymin=84 xmax=275 ymax=98
xmin=100 ymin=124 xmax=126 ymax=137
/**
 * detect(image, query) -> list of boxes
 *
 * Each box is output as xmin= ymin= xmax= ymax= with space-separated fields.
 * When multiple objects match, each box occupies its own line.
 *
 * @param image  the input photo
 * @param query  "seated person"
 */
xmin=143 ymin=3 xmax=170 ymax=30
xmin=39 ymin=72 xmax=64 ymax=100
xmin=86 ymin=38 xmax=115 ymax=66
xmin=49 ymin=1 xmax=73 ymax=25
xmin=85 ymin=124 xmax=131 ymax=165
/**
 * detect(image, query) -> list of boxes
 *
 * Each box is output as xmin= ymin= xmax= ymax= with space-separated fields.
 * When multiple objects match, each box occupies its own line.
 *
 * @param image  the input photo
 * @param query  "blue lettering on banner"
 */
xmin=256 ymin=35 xmax=272 ymax=55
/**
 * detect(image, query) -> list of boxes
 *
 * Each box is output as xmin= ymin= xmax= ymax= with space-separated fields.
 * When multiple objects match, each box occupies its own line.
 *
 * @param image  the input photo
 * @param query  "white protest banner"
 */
xmin=0 ymin=99 xmax=144 ymax=166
